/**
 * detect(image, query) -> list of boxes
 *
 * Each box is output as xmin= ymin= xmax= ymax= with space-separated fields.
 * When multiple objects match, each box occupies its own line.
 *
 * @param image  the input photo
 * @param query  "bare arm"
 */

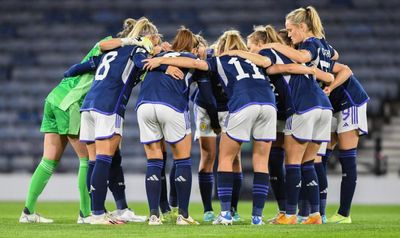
xmin=99 ymin=38 xmax=123 ymax=52
xmin=223 ymin=50 xmax=272 ymax=68
xmin=331 ymin=49 xmax=339 ymax=61
xmin=99 ymin=38 xmax=141 ymax=52
xmin=263 ymin=43 xmax=312 ymax=63
xmin=266 ymin=63 xmax=315 ymax=75
xmin=143 ymin=57 xmax=209 ymax=71
xmin=324 ymin=62 xmax=352 ymax=94
xmin=315 ymin=68 xmax=334 ymax=84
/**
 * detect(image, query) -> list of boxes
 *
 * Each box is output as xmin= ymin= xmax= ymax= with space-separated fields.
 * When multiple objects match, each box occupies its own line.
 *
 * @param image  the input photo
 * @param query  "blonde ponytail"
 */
xmin=216 ymin=30 xmax=247 ymax=55
xmin=117 ymin=18 xmax=136 ymax=38
xmin=127 ymin=17 xmax=158 ymax=38
xmin=306 ymin=6 xmax=325 ymax=38
xmin=265 ymin=25 xmax=284 ymax=44
xmin=286 ymin=5 xmax=325 ymax=38
xmin=247 ymin=25 xmax=284 ymax=45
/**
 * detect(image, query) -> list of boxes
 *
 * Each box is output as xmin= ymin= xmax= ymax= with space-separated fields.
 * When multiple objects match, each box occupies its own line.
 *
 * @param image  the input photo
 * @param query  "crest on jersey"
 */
xmin=200 ymin=122 xmax=208 ymax=131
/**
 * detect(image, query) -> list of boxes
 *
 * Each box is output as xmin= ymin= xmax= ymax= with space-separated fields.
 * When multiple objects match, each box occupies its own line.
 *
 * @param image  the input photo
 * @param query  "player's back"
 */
xmin=82 ymin=45 xmax=144 ymax=116
xmin=259 ymin=49 xmax=294 ymax=119
xmin=259 ymin=48 xmax=331 ymax=115
xmin=193 ymin=70 xmax=229 ymax=112
xmin=136 ymin=51 xmax=197 ymax=112
xmin=207 ymin=55 xmax=275 ymax=113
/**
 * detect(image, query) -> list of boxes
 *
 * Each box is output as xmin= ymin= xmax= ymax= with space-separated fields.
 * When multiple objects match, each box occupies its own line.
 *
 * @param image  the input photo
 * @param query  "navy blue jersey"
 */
xmin=192 ymin=50 xmax=229 ymax=111
xmin=206 ymin=55 xmax=275 ymax=113
xmin=329 ymin=73 xmax=369 ymax=113
xmin=193 ymin=70 xmax=229 ymax=112
xmin=135 ymin=51 xmax=210 ymax=112
xmin=260 ymin=49 xmax=332 ymax=117
xmin=299 ymin=37 xmax=335 ymax=72
xmin=81 ymin=45 xmax=148 ymax=117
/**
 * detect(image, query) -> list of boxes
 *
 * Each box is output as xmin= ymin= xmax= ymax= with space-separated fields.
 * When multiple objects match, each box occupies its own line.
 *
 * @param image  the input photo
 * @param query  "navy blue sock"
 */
xmin=108 ymin=150 xmax=128 ymax=210
xmin=315 ymin=162 xmax=327 ymax=216
xmin=231 ymin=172 xmax=242 ymax=212
xmin=87 ymin=160 xmax=95 ymax=211
xmin=174 ymin=158 xmax=192 ymax=218
xmin=198 ymin=172 xmax=214 ymax=213
xmin=298 ymin=186 xmax=310 ymax=217
xmin=322 ymin=149 xmax=333 ymax=171
xmin=302 ymin=160 xmax=320 ymax=214
xmin=285 ymin=164 xmax=301 ymax=215
xmin=338 ymin=149 xmax=357 ymax=217
xmin=146 ymin=159 xmax=164 ymax=217
xmin=159 ymin=153 xmax=170 ymax=213
xmin=169 ymin=162 xmax=178 ymax=207
xmin=269 ymin=147 xmax=286 ymax=212
xmin=91 ymin=154 xmax=112 ymax=215
xmin=87 ymin=160 xmax=95 ymax=192
xmin=217 ymin=172 xmax=233 ymax=212
xmin=252 ymin=172 xmax=269 ymax=217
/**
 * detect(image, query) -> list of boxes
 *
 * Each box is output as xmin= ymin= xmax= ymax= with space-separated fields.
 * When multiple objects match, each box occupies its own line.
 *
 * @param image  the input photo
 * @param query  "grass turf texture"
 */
xmin=1 ymin=202 xmax=400 ymax=238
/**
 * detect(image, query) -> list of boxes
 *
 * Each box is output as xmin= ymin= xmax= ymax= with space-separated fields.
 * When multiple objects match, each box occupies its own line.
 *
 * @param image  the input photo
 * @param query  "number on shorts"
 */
xmin=342 ymin=108 xmax=350 ymax=121
xmin=228 ymin=57 xmax=265 ymax=80
xmin=95 ymin=51 xmax=118 ymax=81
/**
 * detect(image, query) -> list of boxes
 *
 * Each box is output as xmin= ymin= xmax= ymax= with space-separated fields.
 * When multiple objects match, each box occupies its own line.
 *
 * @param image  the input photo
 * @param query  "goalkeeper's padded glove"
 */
xmin=121 ymin=37 xmax=154 ymax=55
xmin=136 ymin=36 xmax=154 ymax=54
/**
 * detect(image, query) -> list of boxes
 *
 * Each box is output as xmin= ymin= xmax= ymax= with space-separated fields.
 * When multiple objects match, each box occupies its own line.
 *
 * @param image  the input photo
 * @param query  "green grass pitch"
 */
xmin=1 ymin=202 xmax=400 ymax=238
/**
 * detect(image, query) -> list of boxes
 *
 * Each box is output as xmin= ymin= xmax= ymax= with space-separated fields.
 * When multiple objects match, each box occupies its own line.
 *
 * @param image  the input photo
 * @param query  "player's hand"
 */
xmin=323 ymin=86 xmax=332 ymax=96
xmin=143 ymin=58 xmax=162 ymax=70
xmin=161 ymin=41 xmax=172 ymax=51
xmin=212 ymin=127 xmax=222 ymax=135
xmin=166 ymin=66 xmax=184 ymax=80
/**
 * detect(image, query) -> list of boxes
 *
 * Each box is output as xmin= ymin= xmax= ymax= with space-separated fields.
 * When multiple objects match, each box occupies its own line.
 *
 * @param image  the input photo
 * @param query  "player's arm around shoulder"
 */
xmin=63 ymin=56 xmax=101 ymax=78
xmin=142 ymin=57 xmax=209 ymax=71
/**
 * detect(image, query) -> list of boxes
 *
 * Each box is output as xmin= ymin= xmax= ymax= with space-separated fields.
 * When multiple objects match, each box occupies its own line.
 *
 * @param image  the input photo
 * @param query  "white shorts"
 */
xmin=332 ymin=103 xmax=368 ymax=135
xmin=277 ymin=120 xmax=285 ymax=133
xmin=194 ymin=104 xmax=228 ymax=140
xmin=284 ymin=109 xmax=332 ymax=142
xmin=223 ymin=104 xmax=276 ymax=142
xmin=317 ymin=142 xmax=328 ymax=156
xmin=137 ymin=103 xmax=191 ymax=144
xmin=80 ymin=111 xmax=124 ymax=142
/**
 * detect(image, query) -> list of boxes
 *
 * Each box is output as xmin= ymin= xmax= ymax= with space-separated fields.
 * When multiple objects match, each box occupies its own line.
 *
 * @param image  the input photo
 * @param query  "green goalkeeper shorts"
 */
xmin=40 ymin=101 xmax=81 ymax=135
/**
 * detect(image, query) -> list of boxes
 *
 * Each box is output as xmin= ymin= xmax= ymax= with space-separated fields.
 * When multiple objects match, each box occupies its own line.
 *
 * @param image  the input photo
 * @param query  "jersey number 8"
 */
xmin=95 ymin=51 xmax=118 ymax=81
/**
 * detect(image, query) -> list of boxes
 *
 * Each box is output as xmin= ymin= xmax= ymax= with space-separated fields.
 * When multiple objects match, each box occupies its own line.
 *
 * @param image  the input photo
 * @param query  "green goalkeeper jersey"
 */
xmin=45 ymin=36 xmax=112 ymax=111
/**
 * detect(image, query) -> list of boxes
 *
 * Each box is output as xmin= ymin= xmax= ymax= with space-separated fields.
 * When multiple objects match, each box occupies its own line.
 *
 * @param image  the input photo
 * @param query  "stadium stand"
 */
xmin=0 ymin=0 xmax=399 ymax=174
